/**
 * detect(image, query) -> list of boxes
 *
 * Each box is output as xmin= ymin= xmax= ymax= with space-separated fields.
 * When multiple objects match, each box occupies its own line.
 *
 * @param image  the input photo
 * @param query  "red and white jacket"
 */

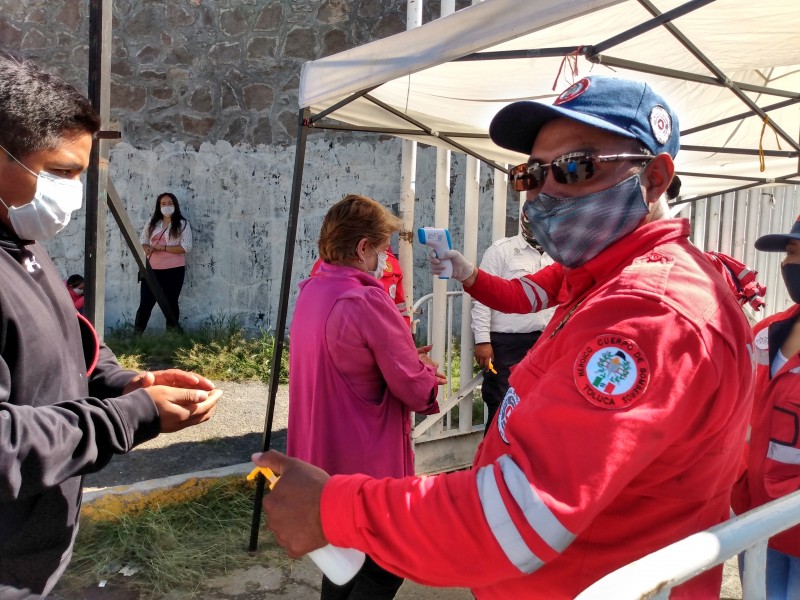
xmin=320 ymin=219 xmax=755 ymax=599
xmin=732 ymin=303 xmax=800 ymax=557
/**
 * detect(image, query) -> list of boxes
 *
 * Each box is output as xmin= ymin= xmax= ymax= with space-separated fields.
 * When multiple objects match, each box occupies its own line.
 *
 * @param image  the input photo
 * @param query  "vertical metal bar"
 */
xmin=741 ymin=541 xmax=768 ymax=600
xmin=732 ymin=190 xmax=748 ymax=263
xmin=691 ymin=198 xmax=707 ymax=249
xmin=706 ymin=195 xmax=721 ymax=252
xmin=743 ymin=189 xmax=760 ymax=273
xmin=492 ymin=168 xmax=508 ymax=241
xmin=431 ymin=149 xmax=450 ymax=436
xmin=460 ymin=157 xmax=479 ymax=432
xmin=720 ymin=192 xmax=735 ymax=256
xmin=400 ymin=0 xmax=422 ymax=334
xmin=83 ymin=0 xmax=112 ymax=334
xmin=400 ymin=140 xmax=417 ymax=330
xmin=249 ymin=108 xmax=309 ymax=551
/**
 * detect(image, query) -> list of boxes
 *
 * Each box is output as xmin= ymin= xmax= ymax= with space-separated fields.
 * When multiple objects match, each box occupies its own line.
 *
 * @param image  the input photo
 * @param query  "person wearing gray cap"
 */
xmin=252 ymin=75 xmax=755 ymax=599
xmin=732 ymin=216 xmax=800 ymax=599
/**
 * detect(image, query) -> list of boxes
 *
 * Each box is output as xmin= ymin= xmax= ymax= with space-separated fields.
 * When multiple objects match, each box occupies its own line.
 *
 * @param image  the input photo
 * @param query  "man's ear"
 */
xmin=641 ymin=154 xmax=675 ymax=204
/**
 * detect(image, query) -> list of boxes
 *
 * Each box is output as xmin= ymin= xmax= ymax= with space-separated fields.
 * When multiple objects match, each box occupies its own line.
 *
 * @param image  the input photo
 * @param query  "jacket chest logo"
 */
xmin=573 ymin=335 xmax=650 ymax=409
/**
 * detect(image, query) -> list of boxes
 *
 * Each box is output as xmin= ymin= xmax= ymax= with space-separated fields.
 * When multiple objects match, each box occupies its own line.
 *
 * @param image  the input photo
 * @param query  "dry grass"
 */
xmin=55 ymin=478 xmax=286 ymax=599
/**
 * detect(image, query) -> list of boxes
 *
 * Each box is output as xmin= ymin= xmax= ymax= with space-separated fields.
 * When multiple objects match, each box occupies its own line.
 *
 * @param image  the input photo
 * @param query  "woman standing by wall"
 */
xmin=134 ymin=192 xmax=192 ymax=334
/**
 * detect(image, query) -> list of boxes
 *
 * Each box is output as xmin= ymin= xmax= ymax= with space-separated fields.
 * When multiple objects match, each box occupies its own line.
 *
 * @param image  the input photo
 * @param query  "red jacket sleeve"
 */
xmin=467 ymin=262 xmax=564 ymax=314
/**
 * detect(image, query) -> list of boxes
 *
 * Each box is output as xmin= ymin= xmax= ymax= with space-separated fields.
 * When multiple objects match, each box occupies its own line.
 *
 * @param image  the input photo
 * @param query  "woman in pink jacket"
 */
xmin=287 ymin=194 xmax=443 ymax=600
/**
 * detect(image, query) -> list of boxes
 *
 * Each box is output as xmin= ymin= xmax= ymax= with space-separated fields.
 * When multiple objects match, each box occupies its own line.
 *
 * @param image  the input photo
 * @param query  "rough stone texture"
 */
xmin=5 ymin=0 xmax=513 ymax=334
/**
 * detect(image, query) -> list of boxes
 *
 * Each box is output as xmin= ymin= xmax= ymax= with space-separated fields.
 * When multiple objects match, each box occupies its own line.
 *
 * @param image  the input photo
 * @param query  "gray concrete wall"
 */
xmin=2 ymin=0 xmax=514 ymax=334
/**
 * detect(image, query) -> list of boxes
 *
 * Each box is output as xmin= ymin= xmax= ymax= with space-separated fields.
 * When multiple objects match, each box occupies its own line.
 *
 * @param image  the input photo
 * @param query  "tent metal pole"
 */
xmin=590 ymin=0 xmax=714 ymax=55
xmin=676 ymin=170 xmax=800 ymax=183
xmin=310 ymin=122 xmax=491 ymax=138
xmin=681 ymin=98 xmax=800 ymax=136
xmin=671 ymin=172 xmax=800 ymax=206
xmin=588 ymin=55 xmax=800 ymax=100
xmin=455 ymin=47 xmax=583 ymax=61
xmin=636 ymin=0 xmax=800 ymax=153
xmin=308 ymin=85 xmax=380 ymax=124
xmin=249 ymin=107 xmax=310 ymax=552
xmin=363 ymin=94 xmax=509 ymax=173
xmin=680 ymin=146 xmax=799 ymax=158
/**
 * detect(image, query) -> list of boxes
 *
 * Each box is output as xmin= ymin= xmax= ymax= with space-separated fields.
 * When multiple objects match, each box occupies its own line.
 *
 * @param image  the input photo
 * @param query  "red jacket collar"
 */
xmin=561 ymin=218 xmax=690 ymax=301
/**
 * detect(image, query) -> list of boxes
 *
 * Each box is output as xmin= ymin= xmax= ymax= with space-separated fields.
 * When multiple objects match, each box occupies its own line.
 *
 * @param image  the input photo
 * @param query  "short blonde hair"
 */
xmin=318 ymin=194 xmax=401 ymax=263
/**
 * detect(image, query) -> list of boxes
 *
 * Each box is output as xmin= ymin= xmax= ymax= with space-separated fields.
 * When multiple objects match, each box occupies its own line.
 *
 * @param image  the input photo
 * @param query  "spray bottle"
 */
xmin=248 ymin=467 xmax=366 ymax=585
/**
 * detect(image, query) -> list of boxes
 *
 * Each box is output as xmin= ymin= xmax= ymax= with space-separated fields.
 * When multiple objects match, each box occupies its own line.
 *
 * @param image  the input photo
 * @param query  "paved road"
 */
xmin=84 ymin=381 xmax=285 ymax=490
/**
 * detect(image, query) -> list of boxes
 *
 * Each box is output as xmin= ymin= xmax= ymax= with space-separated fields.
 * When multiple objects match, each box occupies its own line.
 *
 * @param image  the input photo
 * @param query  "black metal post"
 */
xmin=249 ymin=108 xmax=310 ymax=551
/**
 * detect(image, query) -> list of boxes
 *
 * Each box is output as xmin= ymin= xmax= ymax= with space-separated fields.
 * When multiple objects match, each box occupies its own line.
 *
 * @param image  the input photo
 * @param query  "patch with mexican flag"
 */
xmin=573 ymin=334 xmax=650 ymax=410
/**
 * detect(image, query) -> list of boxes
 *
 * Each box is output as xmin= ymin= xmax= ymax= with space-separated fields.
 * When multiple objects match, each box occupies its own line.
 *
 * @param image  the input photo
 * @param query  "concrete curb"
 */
xmin=81 ymin=462 xmax=254 ymax=520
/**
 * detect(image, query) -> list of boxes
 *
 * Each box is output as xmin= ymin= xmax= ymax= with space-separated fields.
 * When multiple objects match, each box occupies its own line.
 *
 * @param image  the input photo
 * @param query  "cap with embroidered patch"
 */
xmin=755 ymin=215 xmax=800 ymax=252
xmin=489 ymin=75 xmax=680 ymax=158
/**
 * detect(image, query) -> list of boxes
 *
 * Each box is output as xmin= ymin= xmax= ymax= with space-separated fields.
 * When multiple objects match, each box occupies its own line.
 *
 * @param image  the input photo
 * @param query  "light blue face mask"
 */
xmin=0 ymin=145 xmax=83 ymax=240
xmin=523 ymin=174 xmax=649 ymax=268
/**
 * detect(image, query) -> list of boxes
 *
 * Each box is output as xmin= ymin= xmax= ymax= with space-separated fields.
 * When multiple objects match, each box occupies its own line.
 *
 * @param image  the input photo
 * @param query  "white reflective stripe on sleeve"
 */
xmin=519 ymin=278 xmax=550 ymax=311
xmin=476 ymin=463 xmax=544 ymax=574
xmin=498 ymin=455 xmax=575 ymax=553
xmin=768 ymin=441 xmax=800 ymax=465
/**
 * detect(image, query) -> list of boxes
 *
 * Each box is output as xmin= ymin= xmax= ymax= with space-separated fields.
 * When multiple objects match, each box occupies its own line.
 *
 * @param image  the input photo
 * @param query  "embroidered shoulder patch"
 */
xmin=754 ymin=329 xmax=769 ymax=351
xmin=497 ymin=386 xmax=520 ymax=444
xmin=574 ymin=335 xmax=650 ymax=409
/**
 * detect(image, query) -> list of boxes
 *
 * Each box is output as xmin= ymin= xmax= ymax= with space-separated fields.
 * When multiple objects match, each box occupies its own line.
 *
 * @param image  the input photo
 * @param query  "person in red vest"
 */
xmin=733 ymin=215 xmax=800 ymax=599
xmin=311 ymin=246 xmax=410 ymax=327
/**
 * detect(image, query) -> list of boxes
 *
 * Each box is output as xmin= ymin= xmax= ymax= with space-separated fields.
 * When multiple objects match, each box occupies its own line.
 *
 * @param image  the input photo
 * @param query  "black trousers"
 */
xmin=134 ymin=266 xmax=185 ymax=333
xmin=320 ymin=555 xmax=403 ymax=600
xmin=482 ymin=330 xmax=542 ymax=432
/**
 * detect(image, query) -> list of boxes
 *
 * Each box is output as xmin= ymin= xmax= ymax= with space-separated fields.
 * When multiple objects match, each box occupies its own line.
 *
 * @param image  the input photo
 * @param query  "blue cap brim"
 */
xmin=489 ymin=100 xmax=641 ymax=156
xmin=754 ymin=233 xmax=800 ymax=252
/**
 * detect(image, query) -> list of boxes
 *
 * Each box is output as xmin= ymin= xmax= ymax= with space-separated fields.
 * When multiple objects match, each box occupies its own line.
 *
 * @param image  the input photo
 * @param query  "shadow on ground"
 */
xmin=84 ymin=430 xmax=287 ymax=489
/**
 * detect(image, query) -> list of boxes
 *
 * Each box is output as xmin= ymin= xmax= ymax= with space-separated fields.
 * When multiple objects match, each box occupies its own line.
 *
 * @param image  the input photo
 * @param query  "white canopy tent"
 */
xmin=251 ymin=0 xmax=800 ymax=547
xmin=300 ymin=0 xmax=800 ymax=199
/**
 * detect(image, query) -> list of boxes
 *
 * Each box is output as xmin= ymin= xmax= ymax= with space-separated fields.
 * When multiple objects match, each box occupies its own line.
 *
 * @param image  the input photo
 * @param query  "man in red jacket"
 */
xmin=254 ymin=75 xmax=755 ymax=599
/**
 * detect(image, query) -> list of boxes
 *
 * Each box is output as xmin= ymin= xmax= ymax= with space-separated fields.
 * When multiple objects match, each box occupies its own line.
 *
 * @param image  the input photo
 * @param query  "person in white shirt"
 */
xmin=471 ymin=211 xmax=555 ymax=430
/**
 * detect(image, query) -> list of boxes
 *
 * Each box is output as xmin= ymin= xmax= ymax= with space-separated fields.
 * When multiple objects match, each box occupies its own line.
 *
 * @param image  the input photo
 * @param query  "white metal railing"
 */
xmin=410 ymin=290 xmax=483 ymax=439
xmin=576 ymin=489 xmax=800 ymax=600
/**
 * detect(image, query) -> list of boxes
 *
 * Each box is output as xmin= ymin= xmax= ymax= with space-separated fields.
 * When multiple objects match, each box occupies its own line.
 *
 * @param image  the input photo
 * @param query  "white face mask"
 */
xmin=73 ymin=287 xmax=85 ymax=296
xmin=371 ymin=246 xmax=388 ymax=279
xmin=0 ymin=149 xmax=83 ymax=241
xmin=160 ymin=205 xmax=175 ymax=216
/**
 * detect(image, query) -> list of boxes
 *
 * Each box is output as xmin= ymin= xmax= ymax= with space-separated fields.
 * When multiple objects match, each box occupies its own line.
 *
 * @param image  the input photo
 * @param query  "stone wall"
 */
xmin=1 ymin=0 xmax=514 ymax=334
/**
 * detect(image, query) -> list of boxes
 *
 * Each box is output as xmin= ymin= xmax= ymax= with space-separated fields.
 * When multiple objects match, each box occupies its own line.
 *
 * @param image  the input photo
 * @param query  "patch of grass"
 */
xmin=106 ymin=314 xmax=288 ymax=383
xmin=56 ymin=478 xmax=286 ymax=599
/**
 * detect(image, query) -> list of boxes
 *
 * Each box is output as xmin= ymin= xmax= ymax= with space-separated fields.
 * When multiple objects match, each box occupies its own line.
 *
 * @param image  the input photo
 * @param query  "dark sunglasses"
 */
xmin=509 ymin=152 xmax=654 ymax=192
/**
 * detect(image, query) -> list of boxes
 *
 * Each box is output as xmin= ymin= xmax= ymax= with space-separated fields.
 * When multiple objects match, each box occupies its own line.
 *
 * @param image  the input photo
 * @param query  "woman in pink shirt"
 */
xmin=287 ymin=194 xmax=443 ymax=600
xmin=134 ymin=192 xmax=192 ymax=334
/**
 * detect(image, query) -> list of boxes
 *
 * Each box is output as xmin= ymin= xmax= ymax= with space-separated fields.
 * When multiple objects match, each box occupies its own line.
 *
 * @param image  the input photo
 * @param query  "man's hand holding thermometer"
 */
xmin=250 ymin=451 xmax=366 ymax=585
xmin=418 ymin=227 xmax=477 ymax=284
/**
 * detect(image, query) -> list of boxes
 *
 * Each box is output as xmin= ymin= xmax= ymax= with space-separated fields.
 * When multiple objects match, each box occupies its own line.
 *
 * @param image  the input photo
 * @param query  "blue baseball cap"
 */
xmin=755 ymin=215 xmax=800 ymax=252
xmin=489 ymin=75 xmax=680 ymax=158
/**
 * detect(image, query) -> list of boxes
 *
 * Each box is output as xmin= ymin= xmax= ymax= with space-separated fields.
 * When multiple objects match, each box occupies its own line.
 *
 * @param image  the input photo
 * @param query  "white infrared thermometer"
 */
xmin=418 ymin=227 xmax=453 ymax=279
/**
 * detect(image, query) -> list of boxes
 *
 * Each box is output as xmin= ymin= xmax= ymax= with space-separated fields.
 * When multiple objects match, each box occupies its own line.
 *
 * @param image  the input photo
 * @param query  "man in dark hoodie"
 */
xmin=0 ymin=49 xmax=222 ymax=599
